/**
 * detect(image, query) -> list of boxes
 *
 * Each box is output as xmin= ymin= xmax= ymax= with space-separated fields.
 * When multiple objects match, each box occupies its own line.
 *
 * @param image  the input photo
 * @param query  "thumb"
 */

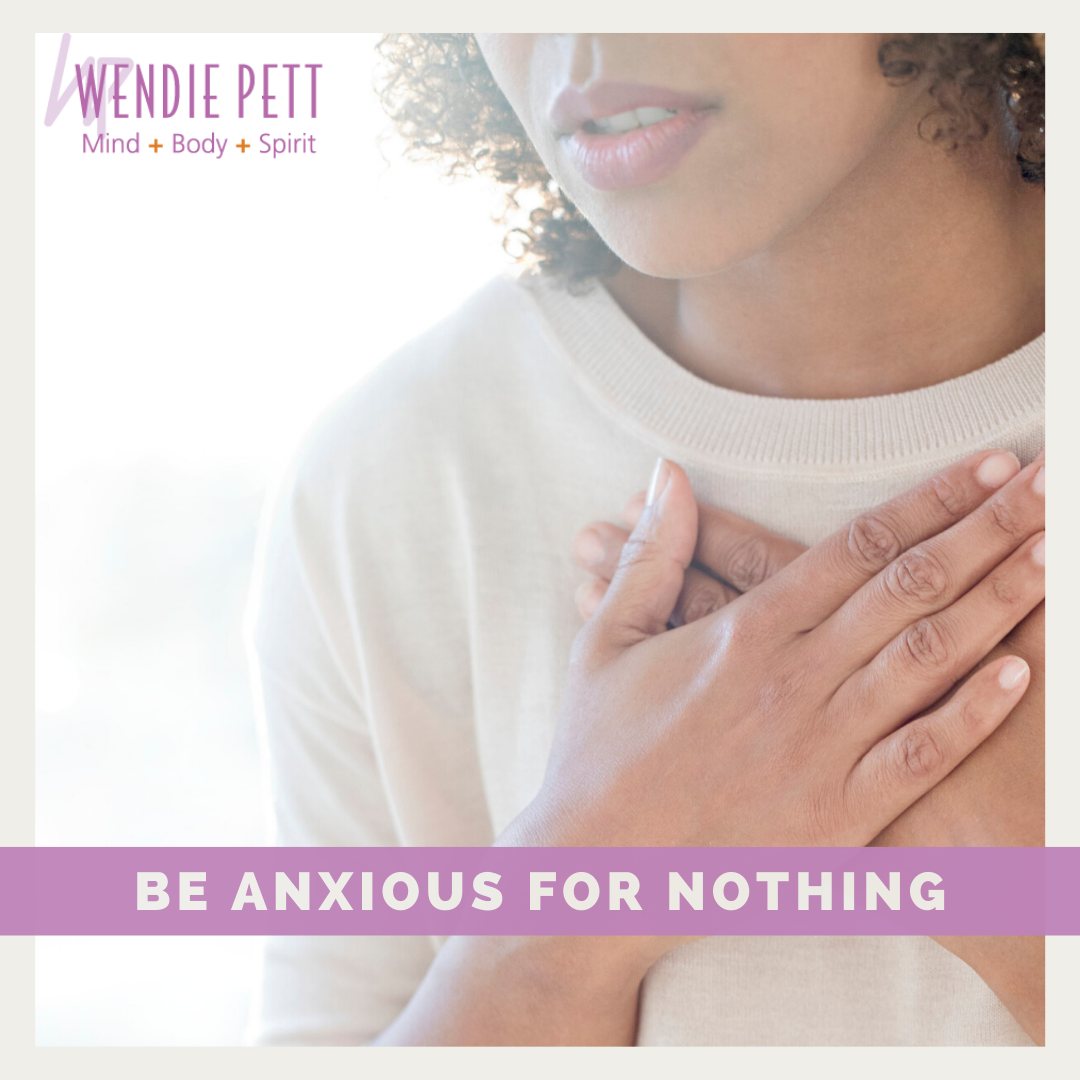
xmin=592 ymin=458 xmax=698 ymax=652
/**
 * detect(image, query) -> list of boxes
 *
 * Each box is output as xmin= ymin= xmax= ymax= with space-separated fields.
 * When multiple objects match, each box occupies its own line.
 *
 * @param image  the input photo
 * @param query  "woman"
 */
xmin=250 ymin=34 xmax=1045 ymax=1046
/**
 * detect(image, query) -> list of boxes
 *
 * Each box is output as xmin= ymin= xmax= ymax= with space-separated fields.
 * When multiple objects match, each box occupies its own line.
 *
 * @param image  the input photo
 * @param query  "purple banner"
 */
xmin=2 ymin=847 xmax=1078 ymax=936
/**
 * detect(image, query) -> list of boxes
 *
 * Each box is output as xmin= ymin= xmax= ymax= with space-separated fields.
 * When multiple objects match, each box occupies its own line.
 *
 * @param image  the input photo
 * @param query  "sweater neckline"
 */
xmin=523 ymin=274 xmax=1045 ymax=471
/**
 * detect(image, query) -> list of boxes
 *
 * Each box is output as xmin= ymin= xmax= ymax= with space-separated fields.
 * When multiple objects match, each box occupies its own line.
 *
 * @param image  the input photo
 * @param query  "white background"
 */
xmin=35 ymin=31 xmax=509 ymax=1045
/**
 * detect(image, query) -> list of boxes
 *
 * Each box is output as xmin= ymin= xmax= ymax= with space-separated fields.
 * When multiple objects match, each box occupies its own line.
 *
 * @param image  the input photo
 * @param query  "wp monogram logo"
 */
xmin=43 ymin=33 xmax=132 ymax=135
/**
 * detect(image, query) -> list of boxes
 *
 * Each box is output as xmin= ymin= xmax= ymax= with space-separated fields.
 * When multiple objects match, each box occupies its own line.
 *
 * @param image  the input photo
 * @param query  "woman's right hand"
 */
xmin=512 ymin=450 xmax=1045 ymax=852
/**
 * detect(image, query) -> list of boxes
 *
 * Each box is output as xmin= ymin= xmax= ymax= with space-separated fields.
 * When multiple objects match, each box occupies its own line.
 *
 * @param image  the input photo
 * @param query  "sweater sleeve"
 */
xmin=244 ymin=447 xmax=435 ymax=1045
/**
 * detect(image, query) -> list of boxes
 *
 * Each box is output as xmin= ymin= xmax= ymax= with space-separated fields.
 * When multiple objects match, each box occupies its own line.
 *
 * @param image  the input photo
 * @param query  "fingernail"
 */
xmin=646 ymin=458 xmax=671 ymax=507
xmin=1032 ymin=465 xmax=1045 ymax=495
xmin=572 ymin=528 xmax=605 ymax=568
xmin=1032 ymin=536 xmax=1045 ymax=566
xmin=574 ymin=579 xmax=593 ymax=607
xmin=975 ymin=451 xmax=1021 ymax=488
xmin=998 ymin=658 xmax=1030 ymax=691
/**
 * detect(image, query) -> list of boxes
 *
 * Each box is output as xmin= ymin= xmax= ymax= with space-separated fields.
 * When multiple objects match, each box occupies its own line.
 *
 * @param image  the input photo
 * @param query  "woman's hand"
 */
xmin=528 ymin=450 xmax=1043 ymax=856
xmin=570 ymin=455 xmax=1046 ymax=851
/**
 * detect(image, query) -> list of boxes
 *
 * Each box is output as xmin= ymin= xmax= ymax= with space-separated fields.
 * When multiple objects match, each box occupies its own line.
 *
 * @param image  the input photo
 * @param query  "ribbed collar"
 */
xmin=524 ymin=274 xmax=1045 ymax=471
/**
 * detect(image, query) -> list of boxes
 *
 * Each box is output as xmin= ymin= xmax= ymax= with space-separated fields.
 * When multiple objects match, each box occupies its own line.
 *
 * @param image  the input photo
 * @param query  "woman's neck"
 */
xmin=606 ymin=117 xmax=1044 ymax=400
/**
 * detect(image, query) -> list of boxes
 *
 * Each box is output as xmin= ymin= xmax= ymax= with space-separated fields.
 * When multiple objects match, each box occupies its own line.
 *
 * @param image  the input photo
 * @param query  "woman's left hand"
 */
xmin=571 ymin=484 xmax=1044 ymax=850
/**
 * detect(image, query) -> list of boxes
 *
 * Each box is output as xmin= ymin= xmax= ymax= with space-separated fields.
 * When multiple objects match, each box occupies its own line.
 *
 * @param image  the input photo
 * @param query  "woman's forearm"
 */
xmin=372 ymin=934 xmax=654 ymax=1046
xmin=375 ymin=808 xmax=666 ymax=1046
xmin=931 ymin=935 xmax=1045 ymax=1045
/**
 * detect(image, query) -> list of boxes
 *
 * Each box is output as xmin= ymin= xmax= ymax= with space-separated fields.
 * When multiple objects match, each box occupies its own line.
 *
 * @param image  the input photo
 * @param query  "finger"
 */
xmin=588 ymin=459 xmax=698 ymax=656
xmin=631 ymin=496 xmax=804 ymax=591
xmin=756 ymin=448 xmax=1023 ymax=629
xmin=572 ymin=522 xmax=631 ymax=582
xmin=695 ymin=504 xmax=806 ymax=592
xmin=574 ymin=577 xmax=608 ymax=621
xmin=846 ymin=655 xmax=1030 ymax=834
xmin=621 ymin=492 xmax=647 ymax=529
xmin=814 ymin=459 xmax=1044 ymax=673
xmin=834 ymin=532 xmax=1044 ymax=743
xmin=574 ymin=501 xmax=799 ymax=602
xmin=670 ymin=568 xmax=741 ymax=627
xmin=580 ymin=565 xmax=738 ymax=628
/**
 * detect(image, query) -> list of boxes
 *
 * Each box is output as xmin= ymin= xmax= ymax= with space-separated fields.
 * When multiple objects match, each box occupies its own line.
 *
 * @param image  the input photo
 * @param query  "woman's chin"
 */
xmin=600 ymin=232 xmax=764 ymax=281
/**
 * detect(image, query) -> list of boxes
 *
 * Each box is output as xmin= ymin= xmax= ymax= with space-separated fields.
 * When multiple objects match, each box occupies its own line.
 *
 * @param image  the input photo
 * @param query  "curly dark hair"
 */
xmin=376 ymin=34 xmax=1045 ymax=284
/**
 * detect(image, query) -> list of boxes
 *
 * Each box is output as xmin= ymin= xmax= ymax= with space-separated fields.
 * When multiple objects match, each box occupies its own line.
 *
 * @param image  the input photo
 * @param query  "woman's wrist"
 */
xmin=495 ymin=794 xmax=684 ymax=974
xmin=376 ymin=931 xmax=654 ymax=1045
xmin=473 ymin=932 xmax=656 ymax=1014
xmin=931 ymin=935 xmax=1045 ymax=1045
xmin=496 ymin=787 xmax=621 ymax=850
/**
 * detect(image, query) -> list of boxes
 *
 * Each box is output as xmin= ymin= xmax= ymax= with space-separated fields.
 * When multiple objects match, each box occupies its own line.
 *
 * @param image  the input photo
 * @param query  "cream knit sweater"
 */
xmin=249 ymin=273 xmax=1044 ymax=1046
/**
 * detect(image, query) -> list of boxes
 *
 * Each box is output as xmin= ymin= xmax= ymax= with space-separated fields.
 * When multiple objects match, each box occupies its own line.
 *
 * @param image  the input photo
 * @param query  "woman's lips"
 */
xmin=560 ymin=109 xmax=715 ymax=190
xmin=550 ymin=82 xmax=719 ymax=191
